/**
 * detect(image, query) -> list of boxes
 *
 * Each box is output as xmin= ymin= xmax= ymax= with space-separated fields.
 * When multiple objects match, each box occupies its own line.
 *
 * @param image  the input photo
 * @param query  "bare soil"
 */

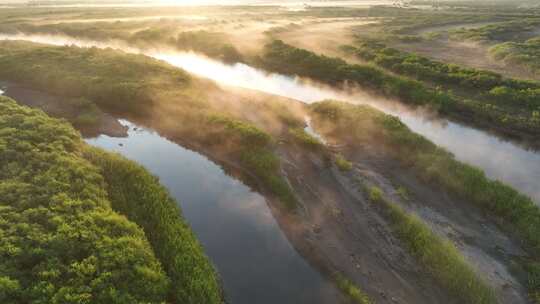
xmin=275 ymin=141 xmax=459 ymax=304
xmin=339 ymin=143 xmax=530 ymax=304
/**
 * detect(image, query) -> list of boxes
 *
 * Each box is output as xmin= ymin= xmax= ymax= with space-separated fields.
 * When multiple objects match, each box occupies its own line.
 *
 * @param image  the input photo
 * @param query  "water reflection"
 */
xmin=147 ymin=51 xmax=540 ymax=203
xmin=1 ymin=33 xmax=539 ymax=203
xmin=86 ymin=120 xmax=339 ymax=304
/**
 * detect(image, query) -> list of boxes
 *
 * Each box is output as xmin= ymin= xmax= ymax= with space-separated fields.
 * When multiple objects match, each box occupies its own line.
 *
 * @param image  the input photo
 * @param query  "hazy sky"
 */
xmin=10 ymin=0 xmax=395 ymax=5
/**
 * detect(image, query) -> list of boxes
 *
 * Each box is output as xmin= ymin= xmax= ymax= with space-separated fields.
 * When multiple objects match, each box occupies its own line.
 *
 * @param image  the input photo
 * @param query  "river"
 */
xmin=1 ymin=33 xmax=539 ymax=203
xmin=87 ymin=120 xmax=341 ymax=304
xmin=1 ymin=78 xmax=343 ymax=302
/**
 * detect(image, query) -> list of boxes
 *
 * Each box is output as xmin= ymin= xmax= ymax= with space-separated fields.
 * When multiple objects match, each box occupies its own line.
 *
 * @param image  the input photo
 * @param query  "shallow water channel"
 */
xmin=86 ymin=120 xmax=340 ymax=304
xmin=1 ymin=34 xmax=539 ymax=203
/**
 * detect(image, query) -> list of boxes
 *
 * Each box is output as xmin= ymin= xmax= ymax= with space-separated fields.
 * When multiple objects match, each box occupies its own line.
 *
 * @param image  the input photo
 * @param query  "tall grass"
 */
xmin=84 ymin=148 xmax=223 ymax=304
xmin=208 ymin=115 xmax=298 ymax=210
xmin=261 ymin=40 xmax=540 ymax=135
xmin=367 ymin=186 xmax=496 ymax=304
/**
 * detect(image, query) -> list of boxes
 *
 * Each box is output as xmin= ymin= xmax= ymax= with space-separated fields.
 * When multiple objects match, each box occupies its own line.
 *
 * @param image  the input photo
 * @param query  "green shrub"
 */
xmin=240 ymin=148 xmax=297 ymax=210
xmin=175 ymin=31 xmax=243 ymax=63
xmin=289 ymin=127 xmax=324 ymax=151
xmin=0 ymin=96 xmax=171 ymax=303
xmin=490 ymin=38 xmax=540 ymax=77
xmin=207 ymin=115 xmax=297 ymax=209
xmin=208 ymin=115 xmax=272 ymax=148
xmin=449 ymin=19 xmax=540 ymax=43
xmin=0 ymin=41 xmax=189 ymax=116
xmin=368 ymin=186 xmax=383 ymax=202
xmin=334 ymin=273 xmax=372 ymax=304
xmin=261 ymin=40 xmax=540 ymax=135
xmin=84 ymin=148 xmax=223 ymax=304
xmin=335 ymin=154 xmax=353 ymax=171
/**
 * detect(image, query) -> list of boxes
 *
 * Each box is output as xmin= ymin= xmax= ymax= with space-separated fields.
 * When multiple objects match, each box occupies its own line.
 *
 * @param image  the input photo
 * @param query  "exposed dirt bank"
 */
xmin=338 ymin=143 xmax=529 ymax=304
xmin=276 ymin=142 xmax=458 ymax=303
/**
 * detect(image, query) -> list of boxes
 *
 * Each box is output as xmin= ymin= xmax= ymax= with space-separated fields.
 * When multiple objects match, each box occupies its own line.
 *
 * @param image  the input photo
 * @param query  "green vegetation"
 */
xmin=0 ymin=96 xmax=219 ymax=303
xmin=490 ymin=37 xmax=540 ymax=76
xmin=344 ymin=39 xmax=540 ymax=114
xmin=309 ymin=100 xmax=540 ymax=300
xmin=288 ymin=127 xmax=323 ymax=151
xmin=449 ymin=19 xmax=540 ymax=43
xmin=375 ymin=13 xmax=496 ymax=36
xmin=260 ymin=40 xmax=540 ymax=136
xmin=396 ymin=186 xmax=410 ymax=201
xmin=84 ymin=148 xmax=223 ymax=304
xmin=347 ymin=39 xmax=539 ymax=97
xmin=334 ymin=273 xmax=372 ymax=304
xmin=0 ymin=41 xmax=189 ymax=116
xmin=0 ymin=21 xmax=243 ymax=63
xmin=335 ymin=154 xmax=353 ymax=172
xmin=174 ymin=31 xmax=243 ymax=63
xmin=0 ymin=41 xmax=297 ymax=211
xmin=366 ymin=185 xmax=495 ymax=304
xmin=67 ymin=97 xmax=104 ymax=129
xmin=208 ymin=115 xmax=297 ymax=209
xmin=208 ymin=114 xmax=273 ymax=147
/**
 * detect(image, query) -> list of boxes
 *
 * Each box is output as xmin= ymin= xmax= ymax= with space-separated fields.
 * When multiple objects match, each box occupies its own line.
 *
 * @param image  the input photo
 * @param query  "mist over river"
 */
xmin=1 ymin=33 xmax=539 ymax=203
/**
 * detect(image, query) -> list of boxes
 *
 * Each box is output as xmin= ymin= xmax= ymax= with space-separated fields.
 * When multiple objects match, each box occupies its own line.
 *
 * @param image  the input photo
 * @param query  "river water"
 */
xmin=86 ymin=120 xmax=340 ymax=304
xmin=1 ymin=33 xmax=539 ymax=203
xmin=1 ymin=79 xmax=341 ymax=302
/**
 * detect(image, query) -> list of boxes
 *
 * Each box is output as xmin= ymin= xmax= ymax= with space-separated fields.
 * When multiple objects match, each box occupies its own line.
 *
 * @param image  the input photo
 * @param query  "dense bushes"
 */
xmin=0 ymin=42 xmax=295 ymax=211
xmin=0 ymin=97 xmax=170 ymax=303
xmin=490 ymin=37 xmax=540 ymax=76
xmin=207 ymin=115 xmax=297 ymax=209
xmin=346 ymin=39 xmax=540 ymax=111
xmin=449 ymin=19 xmax=540 ymax=43
xmin=174 ymin=31 xmax=243 ymax=63
xmin=260 ymin=40 xmax=540 ymax=135
xmin=309 ymin=100 xmax=540 ymax=300
xmin=0 ymin=96 xmax=225 ymax=303
xmin=260 ymin=40 xmax=436 ymax=106
xmin=130 ymin=29 xmax=243 ymax=62
xmin=0 ymin=22 xmax=244 ymax=63
xmin=0 ymin=41 xmax=189 ymax=115
xmin=84 ymin=148 xmax=223 ymax=304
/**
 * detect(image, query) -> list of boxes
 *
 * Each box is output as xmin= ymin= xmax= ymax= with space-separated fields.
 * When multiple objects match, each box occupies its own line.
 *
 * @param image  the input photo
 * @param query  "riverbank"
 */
xmin=0 ymin=96 xmax=223 ymax=304
xmin=1 ymin=40 xmax=537 ymax=303
xmin=0 ymin=81 xmax=127 ymax=137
